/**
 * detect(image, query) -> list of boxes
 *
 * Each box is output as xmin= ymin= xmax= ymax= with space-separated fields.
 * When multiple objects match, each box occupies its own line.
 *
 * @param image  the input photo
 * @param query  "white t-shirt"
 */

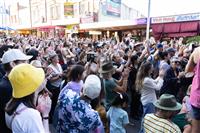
xmin=141 ymin=77 xmax=164 ymax=105
xmin=48 ymin=63 xmax=63 ymax=88
xmin=5 ymin=103 xmax=45 ymax=133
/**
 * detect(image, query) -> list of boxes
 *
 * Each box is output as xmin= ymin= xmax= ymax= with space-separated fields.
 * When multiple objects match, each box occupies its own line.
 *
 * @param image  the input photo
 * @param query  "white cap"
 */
xmin=83 ymin=75 xmax=101 ymax=99
xmin=1 ymin=49 xmax=32 ymax=64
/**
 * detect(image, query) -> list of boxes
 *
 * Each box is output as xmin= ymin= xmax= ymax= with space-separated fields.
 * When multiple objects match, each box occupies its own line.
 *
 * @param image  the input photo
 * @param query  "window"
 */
xmin=50 ymin=5 xmax=60 ymax=20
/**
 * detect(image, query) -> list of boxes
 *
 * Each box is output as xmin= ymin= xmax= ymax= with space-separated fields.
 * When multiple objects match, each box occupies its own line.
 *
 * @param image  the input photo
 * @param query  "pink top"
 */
xmin=190 ymin=59 xmax=200 ymax=108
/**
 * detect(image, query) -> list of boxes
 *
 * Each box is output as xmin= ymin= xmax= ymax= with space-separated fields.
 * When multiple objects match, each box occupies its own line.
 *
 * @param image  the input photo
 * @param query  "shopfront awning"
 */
xmin=152 ymin=21 xmax=200 ymax=38
xmin=180 ymin=21 xmax=199 ymax=32
xmin=163 ymin=23 xmax=180 ymax=33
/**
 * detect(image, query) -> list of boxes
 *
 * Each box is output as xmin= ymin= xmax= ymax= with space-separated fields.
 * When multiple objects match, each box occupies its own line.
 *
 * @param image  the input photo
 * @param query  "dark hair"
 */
xmin=5 ymin=93 xmax=35 ymax=115
xmin=131 ymin=55 xmax=138 ymax=66
xmin=159 ymin=51 xmax=168 ymax=60
xmin=56 ymin=50 xmax=64 ymax=64
xmin=111 ymin=93 xmax=129 ymax=107
xmin=3 ymin=63 xmax=12 ymax=72
xmin=68 ymin=65 xmax=84 ymax=81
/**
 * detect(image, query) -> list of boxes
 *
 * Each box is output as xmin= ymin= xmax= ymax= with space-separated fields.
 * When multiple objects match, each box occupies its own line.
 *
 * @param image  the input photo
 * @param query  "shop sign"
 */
xmin=151 ymin=16 xmax=176 ymax=24
xmin=175 ymin=13 xmax=200 ymax=22
xmin=136 ymin=18 xmax=147 ymax=24
xmin=64 ymin=2 xmax=74 ymax=17
xmin=152 ymin=13 xmax=200 ymax=24
xmin=106 ymin=0 xmax=121 ymax=17
xmin=66 ymin=25 xmax=78 ymax=33
xmin=80 ymin=16 xmax=94 ymax=23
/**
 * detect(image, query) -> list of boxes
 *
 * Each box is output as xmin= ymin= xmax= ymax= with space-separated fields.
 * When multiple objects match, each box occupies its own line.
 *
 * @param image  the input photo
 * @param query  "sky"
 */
xmin=123 ymin=0 xmax=200 ymax=17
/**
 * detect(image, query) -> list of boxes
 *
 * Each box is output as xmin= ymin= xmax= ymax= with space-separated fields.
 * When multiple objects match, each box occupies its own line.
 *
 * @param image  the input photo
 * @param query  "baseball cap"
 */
xmin=83 ymin=75 xmax=101 ymax=99
xmin=1 ymin=49 xmax=32 ymax=64
xmin=8 ymin=64 xmax=45 ymax=98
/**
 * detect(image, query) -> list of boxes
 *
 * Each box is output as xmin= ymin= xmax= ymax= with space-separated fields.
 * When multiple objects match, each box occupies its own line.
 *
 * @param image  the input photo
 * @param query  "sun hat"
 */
xmin=8 ymin=64 xmax=45 ymax=98
xmin=154 ymin=94 xmax=182 ymax=111
xmin=98 ymin=62 xmax=116 ymax=74
xmin=1 ymin=49 xmax=32 ymax=64
xmin=83 ymin=75 xmax=101 ymax=99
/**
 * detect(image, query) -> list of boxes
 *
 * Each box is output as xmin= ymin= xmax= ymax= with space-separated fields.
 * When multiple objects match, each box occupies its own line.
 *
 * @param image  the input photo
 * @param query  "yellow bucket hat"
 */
xmin=8 ymin=64 xmax=45 ymax=98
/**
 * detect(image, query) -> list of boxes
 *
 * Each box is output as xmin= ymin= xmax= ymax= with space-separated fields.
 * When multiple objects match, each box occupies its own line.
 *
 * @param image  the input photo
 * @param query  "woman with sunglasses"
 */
xmin=160 ymin=56 xmax=185 ymax=98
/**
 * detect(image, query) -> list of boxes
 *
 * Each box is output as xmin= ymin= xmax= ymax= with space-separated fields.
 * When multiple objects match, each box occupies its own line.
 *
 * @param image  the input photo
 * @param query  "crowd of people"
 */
xmin=0 ymin=34 xmax=200 ymax=133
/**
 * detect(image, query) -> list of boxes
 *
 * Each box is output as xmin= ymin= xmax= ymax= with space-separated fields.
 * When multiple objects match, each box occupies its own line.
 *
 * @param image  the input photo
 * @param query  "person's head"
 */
xmin=48 ymin=51 xmax=59 ymax=64
xmin=26 ymin=48 xmax=39 ymax=63
xmin=166 ymin=47 xmax=176 ymax=58
xmin=111 ymin=93 xmax=129 ymax=108
xmin=157 ymin=43 xmax=163 ymax=52
xmin=130 ymin=54 xmax=139 ymax=66
xmin=5 ymin=64 xmax=45 ymax=115
xmin=99 ymin=62 xmax=116 ymax=79
xmin=68 ymin=64 xmax=84 ymax=82
xmin=135 ymin=61 xmax=153 ymax=91
xmin=154 ymin=94 xmax=182 ymax=119
xmin=112 ymin=54 xmax=121 ymax=64
xmin=82 ymin=75 xmax=101 ymax=100
xmin=159 ymin=51 xmax=169 ymax=61
xmin=1 ymin=49 xmax=32 ymax=73
xmin=170 ymin=56 xmax=181 ymax=70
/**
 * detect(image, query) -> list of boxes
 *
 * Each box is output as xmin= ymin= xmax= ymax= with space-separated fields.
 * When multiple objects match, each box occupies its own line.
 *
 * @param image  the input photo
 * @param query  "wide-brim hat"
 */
xmin=154 ymin=94 xmax=182 ymax=111
xmin=9 ymin=64 xmax=45 ymax=98
xmin=98 ymin=62 xmax=116 ymax=73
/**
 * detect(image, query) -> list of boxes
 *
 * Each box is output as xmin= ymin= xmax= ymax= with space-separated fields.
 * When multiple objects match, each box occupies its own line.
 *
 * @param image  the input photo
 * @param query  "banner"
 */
xmin=64 ymin=2 xmax=74 ymax=17
xmin=151 ymin=13 xmax=200 ymax=24
xmin=106 ymin=0 xmax=121 ymax=17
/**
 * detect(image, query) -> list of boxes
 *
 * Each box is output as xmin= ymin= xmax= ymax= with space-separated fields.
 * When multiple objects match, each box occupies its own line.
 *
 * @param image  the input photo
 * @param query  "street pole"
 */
xmin=146 ymin=0 xmax=151 ymax=40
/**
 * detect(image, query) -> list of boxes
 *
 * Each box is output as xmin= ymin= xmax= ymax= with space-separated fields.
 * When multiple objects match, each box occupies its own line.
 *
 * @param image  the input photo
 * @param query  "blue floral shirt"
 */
xmin=56 ymin=89 xmax=103 ymax=133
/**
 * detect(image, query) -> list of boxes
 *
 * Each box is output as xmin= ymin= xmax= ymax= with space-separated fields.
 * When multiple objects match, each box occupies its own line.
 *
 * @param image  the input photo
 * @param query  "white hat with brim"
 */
xmin=154 ymin=94 xmax=182 ymax=111
xmin=1 ymin=49 xmax=32 ymax=64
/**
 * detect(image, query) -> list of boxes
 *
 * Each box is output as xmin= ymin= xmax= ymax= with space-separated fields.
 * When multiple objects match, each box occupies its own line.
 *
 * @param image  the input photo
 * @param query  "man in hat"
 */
xmin=99 ymin=61 xmax=129 ymax=110
xmin=143 ymin=94 xmax=182 ymax=133
xmin=0 ymin=49 xmax=32 ymax=133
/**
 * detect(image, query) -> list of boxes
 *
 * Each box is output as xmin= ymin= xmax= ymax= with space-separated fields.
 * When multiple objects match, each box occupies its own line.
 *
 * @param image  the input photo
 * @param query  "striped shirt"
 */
xmin=144 ymin=114 xmax=181 ymax=133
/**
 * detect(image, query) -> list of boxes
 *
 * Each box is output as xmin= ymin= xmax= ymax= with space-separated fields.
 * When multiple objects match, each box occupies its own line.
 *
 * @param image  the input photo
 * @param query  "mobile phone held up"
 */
xmin=87 ymin=53 xmax=95 ymax=62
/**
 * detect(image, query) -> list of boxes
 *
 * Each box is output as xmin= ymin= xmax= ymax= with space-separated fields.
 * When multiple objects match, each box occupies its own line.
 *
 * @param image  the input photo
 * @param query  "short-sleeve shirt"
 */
xmin=57 ymin=89 xmax=103 ymax=133
xmin=144 ymin=114 xmax=181 ymax=133
xmin=107 ymin=107 xmax=129 ymax=133
xmin=104 ymin=79 xmax=118 ymax=109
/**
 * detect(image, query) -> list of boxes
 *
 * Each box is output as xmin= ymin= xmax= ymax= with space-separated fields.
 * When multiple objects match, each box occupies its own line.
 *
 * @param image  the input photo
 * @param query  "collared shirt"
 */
xmin=57 ymin=89 xmax=103 ymax=133
xmin=144 ymin=114 xmax=181 ymax=133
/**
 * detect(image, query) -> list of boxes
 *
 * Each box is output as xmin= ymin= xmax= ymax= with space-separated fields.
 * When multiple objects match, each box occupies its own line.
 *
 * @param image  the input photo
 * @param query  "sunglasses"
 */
xmin=173 ymin=61 xmax=180 ymax=64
